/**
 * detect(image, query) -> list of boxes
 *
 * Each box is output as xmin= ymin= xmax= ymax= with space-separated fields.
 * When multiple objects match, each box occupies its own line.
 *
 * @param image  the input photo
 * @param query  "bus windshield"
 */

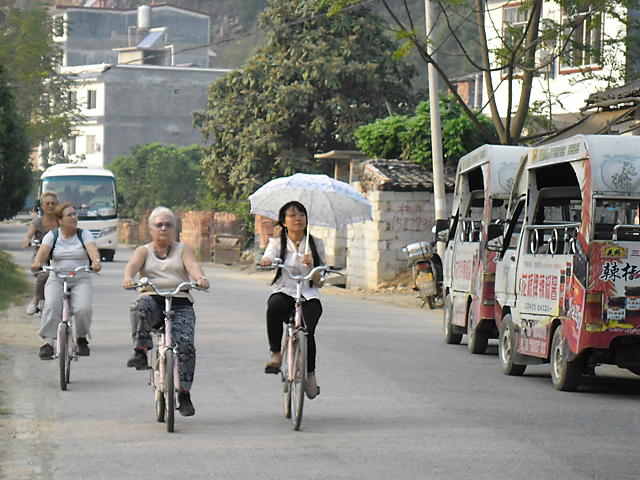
xmin=42 ymin=175 xmax=117 ymax=220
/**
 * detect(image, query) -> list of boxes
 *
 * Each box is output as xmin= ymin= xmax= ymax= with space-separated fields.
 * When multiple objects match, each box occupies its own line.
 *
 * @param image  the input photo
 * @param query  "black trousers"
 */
xmin=266 ymin=292 xmax=322 ymax=373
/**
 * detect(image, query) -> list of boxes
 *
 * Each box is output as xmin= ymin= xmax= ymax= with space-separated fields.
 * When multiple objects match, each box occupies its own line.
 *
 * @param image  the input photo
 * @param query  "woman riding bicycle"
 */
xmin=122 ymin=206 xmax=209 ymax=417
xmin=31 ymin=203 xmax=102 ymax=359
xmin=261 ymin=201 xmax=326 ymax=399
xmin=23 ymin=190 xmax=59 ymax=315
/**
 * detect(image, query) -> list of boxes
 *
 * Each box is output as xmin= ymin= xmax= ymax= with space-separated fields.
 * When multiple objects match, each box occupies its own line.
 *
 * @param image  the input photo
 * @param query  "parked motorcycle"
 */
xmin=402 ymin=239 xmax=443 ymax=309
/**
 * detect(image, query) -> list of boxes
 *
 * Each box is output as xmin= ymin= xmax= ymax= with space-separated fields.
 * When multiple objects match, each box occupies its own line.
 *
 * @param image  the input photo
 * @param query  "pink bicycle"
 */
xmin=262 ymin=261 xmax=341 ymax=430
xmin=42 ymin=265 xmax=97 ymax=391
xmin=126 ymin=278 xmax=207 ymax=433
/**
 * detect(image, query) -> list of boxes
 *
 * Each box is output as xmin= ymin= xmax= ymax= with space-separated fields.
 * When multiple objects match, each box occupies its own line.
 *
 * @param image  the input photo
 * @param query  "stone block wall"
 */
xmin=346 ymin=188 xmax=454 ymax=290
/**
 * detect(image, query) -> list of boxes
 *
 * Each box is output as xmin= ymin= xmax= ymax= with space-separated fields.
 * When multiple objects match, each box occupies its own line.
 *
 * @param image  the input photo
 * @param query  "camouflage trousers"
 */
xmin=130 ymin=295 xmax=196 ymax=391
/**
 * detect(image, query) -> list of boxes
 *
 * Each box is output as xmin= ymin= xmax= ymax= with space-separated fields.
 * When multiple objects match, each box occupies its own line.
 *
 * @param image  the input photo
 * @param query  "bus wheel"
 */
xmin=550 ymin=326 xmax=582 ymax=391
xmin=499 ymin=315 xmax=526 ymax=376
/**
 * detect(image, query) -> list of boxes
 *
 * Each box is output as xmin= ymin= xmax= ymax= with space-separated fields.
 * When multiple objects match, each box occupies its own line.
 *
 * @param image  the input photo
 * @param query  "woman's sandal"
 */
xmin=264 ymin=353 xmax=281 ymax=374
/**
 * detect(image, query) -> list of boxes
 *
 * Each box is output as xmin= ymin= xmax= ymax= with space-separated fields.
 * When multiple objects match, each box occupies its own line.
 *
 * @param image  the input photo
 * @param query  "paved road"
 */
xmin=1 ymin=220 xmax=640 ymax=479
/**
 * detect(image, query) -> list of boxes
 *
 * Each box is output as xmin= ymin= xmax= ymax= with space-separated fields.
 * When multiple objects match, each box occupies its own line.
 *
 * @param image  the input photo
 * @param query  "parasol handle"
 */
xmin=305 ymin=222 xmax=310 ymax=255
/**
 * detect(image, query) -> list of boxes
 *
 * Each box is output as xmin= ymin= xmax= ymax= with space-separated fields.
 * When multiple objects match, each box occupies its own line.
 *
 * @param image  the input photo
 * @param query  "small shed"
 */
xmin=346 ymin=160 xmax=456 ymax=290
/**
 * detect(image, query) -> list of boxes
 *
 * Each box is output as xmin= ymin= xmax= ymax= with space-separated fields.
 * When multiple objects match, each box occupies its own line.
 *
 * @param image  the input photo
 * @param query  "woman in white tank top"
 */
xmin=123 ymin=207 xmax=209 ymax=417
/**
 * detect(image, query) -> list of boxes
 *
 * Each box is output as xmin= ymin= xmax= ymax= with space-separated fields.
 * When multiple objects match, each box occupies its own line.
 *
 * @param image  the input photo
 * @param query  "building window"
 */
xmin=87 ymin=90 xmax=97 ymax=109
xmin=52 ymin=17 xmax=65 ymax=38
xmin=67 ymin=138 xmax=76 ymax=155
xmin=86 ymin=135 xmax=96 ymax=154
xmin=561 ymin=6 xmax=603 ymax=70
xmin=502 ymin=4 xmax=528 ymax=75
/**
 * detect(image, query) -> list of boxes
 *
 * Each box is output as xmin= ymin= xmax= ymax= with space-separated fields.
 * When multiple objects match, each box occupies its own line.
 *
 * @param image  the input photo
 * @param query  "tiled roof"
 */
xmin=359 ymin=159 xmax=456 ymax=192
xmin=586 ymin=79 xmax=640 ymax=105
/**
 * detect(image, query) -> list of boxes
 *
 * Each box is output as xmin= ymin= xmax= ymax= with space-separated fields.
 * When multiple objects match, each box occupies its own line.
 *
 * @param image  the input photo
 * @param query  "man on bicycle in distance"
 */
xmin=122 ymin=207 xmax=209 ymax=417
xmin=261 ymin=201 xmax=326 ymax=399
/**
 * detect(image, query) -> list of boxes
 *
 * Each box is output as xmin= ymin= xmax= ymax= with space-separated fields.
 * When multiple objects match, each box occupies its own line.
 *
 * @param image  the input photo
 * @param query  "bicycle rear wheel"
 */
xmin=57 ymin=323 xmax=69 ymax=391
xmin=290 ymin=331 xmax=307 ymax=431
xmin=165 ymin=349 xmax=175 ymax=432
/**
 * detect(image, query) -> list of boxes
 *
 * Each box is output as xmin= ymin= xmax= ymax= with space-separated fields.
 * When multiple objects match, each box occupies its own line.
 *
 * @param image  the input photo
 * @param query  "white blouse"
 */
xmin=262 ymin=235 xmax=327 ymax=300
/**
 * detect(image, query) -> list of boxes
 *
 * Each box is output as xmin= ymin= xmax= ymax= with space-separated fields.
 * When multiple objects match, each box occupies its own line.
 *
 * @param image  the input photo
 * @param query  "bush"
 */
xmin=0 ymin=250 xmax=29 ymax=310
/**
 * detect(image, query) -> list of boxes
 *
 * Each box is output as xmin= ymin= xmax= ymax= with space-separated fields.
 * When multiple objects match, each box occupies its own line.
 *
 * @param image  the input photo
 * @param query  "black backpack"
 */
xmin=47 ymin=228 xmax=92 ymax=267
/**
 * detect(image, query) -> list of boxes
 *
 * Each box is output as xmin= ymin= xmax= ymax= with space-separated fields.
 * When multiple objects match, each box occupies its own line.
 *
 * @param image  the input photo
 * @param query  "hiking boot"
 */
xmin=77 ymin=337 xmax=90 ymax=356
xmin=127 ymin=349 xmax=150 ymax=370
xmin=38 ymin=343 xmax=54 ymax=360
xmin=178 ymin=391 xmax=195 ymax=417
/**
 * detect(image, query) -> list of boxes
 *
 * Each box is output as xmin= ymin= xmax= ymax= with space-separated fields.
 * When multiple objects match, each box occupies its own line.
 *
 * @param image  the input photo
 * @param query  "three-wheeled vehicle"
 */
xmin=437 ymin=145 xmax=530 ymax=353
xmin=493 ymin=134 xmax=640 ymax=390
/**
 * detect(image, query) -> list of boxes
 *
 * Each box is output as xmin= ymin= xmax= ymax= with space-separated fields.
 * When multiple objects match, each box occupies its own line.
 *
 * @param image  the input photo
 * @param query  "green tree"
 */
xmin=0 ymin=65 xmax=32 ymax=221
xmin=194 ymin=0 xmax=417 ymax=200
xmin=0 ymin=0 xmax=78 ymax=161
xmin=107 ymin=144 xmax=204 ymax=219
xmin=356 ymin=95 xmax=497 ymax=167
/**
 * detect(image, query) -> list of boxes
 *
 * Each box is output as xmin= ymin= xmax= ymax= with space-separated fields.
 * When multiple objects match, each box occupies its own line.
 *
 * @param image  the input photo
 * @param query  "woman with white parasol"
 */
xmin=252 ymin=173 xmax=372 ymax=400
xmin=261 ymin=201 xmax=326 ymax=400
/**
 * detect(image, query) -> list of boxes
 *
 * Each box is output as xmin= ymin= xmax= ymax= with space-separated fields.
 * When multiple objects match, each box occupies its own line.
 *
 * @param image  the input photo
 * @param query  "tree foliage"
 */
xmin=194 ymin=0 xmax=418 ymax=200
xmin=0 ymin=65 xmax=32 ymax=221
xmin=0 ymin=0 xmax=78 ymax=160
xmin=107 ymin=144 xmax=204 ymax=219
xmin=355 ymin=95 xmax=497 ymax=167
xmin=330 ymin=0 xmax=635 ymax=145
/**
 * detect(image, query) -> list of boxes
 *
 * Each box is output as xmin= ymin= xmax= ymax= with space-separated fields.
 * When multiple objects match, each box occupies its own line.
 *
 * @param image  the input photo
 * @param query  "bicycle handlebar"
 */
xmin=259 ymin=261 xmax=343 ymax=282
xmin=124 ymin=277 xmax=208 ymax=296
xmin=41 ymin=265 xmax=98 ymax=277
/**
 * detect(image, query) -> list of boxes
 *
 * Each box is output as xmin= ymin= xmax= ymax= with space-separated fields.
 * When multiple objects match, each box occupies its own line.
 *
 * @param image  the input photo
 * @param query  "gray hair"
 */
xmin=148 ymin=206 xmax=176 ymax=227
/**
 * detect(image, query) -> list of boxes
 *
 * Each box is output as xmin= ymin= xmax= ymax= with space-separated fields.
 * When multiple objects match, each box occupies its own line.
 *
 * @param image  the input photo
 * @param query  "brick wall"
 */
xmin=119 ymin=210 xmax=244 ymax=262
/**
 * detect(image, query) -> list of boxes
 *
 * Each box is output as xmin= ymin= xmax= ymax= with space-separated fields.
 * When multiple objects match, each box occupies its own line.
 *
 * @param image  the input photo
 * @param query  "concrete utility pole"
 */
xmin=425 ymin=0 xmax=447 ymax=257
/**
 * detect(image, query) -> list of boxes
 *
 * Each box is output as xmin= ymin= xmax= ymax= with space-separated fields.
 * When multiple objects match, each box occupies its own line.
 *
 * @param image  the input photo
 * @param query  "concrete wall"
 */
xmin=66 ymin=64 xmax=229 ymax=166
xmin=345 ymin=188 xmax=454 ymax=290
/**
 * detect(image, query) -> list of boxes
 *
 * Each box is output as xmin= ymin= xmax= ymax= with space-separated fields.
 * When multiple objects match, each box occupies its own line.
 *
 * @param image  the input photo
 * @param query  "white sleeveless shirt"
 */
xmin=139 ymin=242 xmax=193 ymax=302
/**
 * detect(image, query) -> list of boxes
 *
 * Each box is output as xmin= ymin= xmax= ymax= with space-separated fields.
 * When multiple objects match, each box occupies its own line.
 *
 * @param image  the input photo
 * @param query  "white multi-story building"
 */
xmin=485 ymin=0 xmax=629 ymax=129
xmin=44 ymin=3 xmax=230 ymax=167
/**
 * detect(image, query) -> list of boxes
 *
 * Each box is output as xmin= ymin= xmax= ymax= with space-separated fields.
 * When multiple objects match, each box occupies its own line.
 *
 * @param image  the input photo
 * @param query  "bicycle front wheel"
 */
xmin=290 ymin=331 xmax=307 ymax=431
xmin=165 ymin=349 xmax=175 ymax=432
xmin=154 ymin=352 xmax=165 ymax=423
xmin=282 ymin=338 xmax=291 ymax=419
xmin=57 ymin=323 xmax=69 ymax=391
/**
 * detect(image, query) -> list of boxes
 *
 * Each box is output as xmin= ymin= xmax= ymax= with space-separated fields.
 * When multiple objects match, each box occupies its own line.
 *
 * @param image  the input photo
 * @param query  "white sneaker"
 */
xmin=26 ymin=303 xmax=37 ymax=315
